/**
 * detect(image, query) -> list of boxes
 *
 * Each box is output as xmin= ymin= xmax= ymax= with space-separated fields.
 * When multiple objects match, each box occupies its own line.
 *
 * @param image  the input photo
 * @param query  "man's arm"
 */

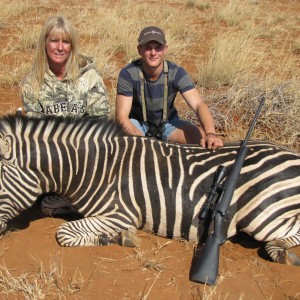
xmin=181 ymin=88 xmax=223 ymax=149
xmin=115 ymin=94 xmax=144 ymax=136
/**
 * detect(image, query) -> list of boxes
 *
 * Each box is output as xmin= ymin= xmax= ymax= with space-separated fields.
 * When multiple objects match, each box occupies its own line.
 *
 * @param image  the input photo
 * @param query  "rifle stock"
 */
xmin=189 ymin=95 xmax=265 ymax=285
xmin=189 ymin=214 xmax=223 ymax=285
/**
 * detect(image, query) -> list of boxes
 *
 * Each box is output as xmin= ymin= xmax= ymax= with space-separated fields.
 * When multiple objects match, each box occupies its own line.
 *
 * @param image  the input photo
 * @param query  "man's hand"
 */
xmin=200 ymin=133 xmax=223 ymax=150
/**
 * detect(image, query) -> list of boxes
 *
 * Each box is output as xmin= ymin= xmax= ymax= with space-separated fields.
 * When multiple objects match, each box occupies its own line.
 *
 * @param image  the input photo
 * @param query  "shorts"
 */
xmin=130 ymin=116 xmax=192 ymax=141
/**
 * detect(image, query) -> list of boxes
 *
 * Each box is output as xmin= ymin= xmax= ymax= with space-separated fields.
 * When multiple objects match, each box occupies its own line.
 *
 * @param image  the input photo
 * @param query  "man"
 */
xmin=115 ymin=26 xmax=223 ymax=150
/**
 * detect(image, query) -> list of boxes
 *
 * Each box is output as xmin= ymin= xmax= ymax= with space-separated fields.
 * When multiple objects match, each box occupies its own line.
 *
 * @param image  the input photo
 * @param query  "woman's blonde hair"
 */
xmin=28 ymin=16 xmax=83 ymax=96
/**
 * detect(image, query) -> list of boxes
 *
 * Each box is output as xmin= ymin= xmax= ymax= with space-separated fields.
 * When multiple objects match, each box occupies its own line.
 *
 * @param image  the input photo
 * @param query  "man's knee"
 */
xmin=168 ymin=125 xmax=202 ymax=144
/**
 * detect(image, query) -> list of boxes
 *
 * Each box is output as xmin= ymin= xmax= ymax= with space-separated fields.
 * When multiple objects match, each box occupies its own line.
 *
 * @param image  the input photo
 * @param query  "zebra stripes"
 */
xmin=0 ymin=114 xmax=299 ymax=265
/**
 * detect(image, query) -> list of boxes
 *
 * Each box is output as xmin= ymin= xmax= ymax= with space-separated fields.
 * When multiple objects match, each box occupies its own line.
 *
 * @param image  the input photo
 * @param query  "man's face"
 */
xmin=138 ymin=41 xmax=168 ymax=69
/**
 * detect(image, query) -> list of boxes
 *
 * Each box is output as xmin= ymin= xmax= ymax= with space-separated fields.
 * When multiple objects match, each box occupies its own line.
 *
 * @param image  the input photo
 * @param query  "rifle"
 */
xmin=189 ymin=95 xmax=265 ymax=285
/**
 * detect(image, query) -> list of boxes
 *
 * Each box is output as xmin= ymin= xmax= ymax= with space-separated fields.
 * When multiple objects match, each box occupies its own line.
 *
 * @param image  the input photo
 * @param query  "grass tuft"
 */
xmin=0 ymin=255 xmax=87 ymax=299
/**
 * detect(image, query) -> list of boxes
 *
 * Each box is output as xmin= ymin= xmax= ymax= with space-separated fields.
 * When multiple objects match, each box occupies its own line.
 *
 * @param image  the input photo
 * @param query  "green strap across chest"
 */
xmin=139 ymin=61 xmax=169 ymax=123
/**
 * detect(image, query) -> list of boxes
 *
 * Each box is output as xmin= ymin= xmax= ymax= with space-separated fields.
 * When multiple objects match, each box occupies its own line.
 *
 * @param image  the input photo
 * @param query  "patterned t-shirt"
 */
xmin=117 ymin=59 xmax=195 ymax=127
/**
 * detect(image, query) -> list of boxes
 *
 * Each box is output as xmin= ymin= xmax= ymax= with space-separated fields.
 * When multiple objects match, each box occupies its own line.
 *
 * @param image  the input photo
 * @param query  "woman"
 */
xmin=21 ymin=16 xmax=109 ymax=117
xmin=21 ymin=16 xmax=110 ymax=216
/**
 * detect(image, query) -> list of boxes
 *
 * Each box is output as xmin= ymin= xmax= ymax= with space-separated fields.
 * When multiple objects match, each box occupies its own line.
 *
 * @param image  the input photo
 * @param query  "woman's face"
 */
xmin=45 ymin=28 xmax=72 ymax=71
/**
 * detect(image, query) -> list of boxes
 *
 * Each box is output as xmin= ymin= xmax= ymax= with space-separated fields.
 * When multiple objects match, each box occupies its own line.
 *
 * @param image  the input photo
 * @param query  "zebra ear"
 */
xmin=0 ymin=135 xmax=13 ymax=160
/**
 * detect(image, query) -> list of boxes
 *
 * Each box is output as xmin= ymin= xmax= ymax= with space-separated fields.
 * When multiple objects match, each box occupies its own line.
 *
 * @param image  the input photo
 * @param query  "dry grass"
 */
xmin=0 ymin=255 xmax=86 ymax=299
xmin=90 ymin=238 xmax=175 ymax=299
xmin=206 ymin=80 xmax=300 ymax=150
xmin=186 ymin=0 xmax=212 ymax=10
xmin=0 ymin=0 xmax=29 ymax=19
xmin=196 ymin=31 xmax=265 ymax=88
xmin=0 ymin=0 xmax=298 ymax=151
xmin=214 ymin=0 xmax=258 ymax=26
xmin=130 ymin=239 xmax=173 ymax=272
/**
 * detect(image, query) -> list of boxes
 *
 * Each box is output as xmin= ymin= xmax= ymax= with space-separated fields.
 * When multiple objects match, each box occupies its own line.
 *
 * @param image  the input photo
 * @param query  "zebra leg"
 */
xmin=40 ymin=194 xmax=78 ymax=216
xmin=56 ymin=216 xmax=140 ymax=247
xmin=265 ymin=229 xmax=300 ymax=266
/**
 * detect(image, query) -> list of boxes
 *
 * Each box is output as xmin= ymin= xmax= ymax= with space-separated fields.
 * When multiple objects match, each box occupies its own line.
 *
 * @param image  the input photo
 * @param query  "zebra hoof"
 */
xmin=276 ymin=250 xmax=287 ymax=264
xmin=275 ymin=250 xmax=300 ymax=266
xmin=118 ymin=230 xmax=141 ymax=247
xmin=0 ymin=222 xmax=7 ymax=234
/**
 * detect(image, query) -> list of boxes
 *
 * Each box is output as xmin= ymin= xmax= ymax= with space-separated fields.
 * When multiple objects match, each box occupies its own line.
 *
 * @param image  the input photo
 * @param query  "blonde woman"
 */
xmin=22 ymin=16 xmax=109 ymax=117
xmin=21 ymin=16 xmax=110 ymax=216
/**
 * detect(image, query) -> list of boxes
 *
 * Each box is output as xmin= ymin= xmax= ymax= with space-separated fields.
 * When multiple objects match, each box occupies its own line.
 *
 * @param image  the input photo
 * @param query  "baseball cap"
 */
xmin=138 ymin=26 xmax=166 ymax=46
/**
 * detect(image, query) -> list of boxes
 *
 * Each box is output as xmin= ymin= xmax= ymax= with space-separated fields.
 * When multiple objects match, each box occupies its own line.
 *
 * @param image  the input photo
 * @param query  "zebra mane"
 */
xmin=0 ymin=114 xmax=125 ymax=139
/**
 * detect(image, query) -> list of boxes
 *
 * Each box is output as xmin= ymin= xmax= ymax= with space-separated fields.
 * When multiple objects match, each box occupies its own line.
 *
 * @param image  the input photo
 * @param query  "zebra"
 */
xmin=0 ymin=114 xmax=299 ymax=266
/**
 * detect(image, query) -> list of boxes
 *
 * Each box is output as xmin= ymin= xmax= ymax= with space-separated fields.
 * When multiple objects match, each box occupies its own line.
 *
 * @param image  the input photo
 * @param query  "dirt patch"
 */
xmin=1 ymin=201 xmax=300 ymax=299
xmin=0 ymin=87 xmax=22 ymax=113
